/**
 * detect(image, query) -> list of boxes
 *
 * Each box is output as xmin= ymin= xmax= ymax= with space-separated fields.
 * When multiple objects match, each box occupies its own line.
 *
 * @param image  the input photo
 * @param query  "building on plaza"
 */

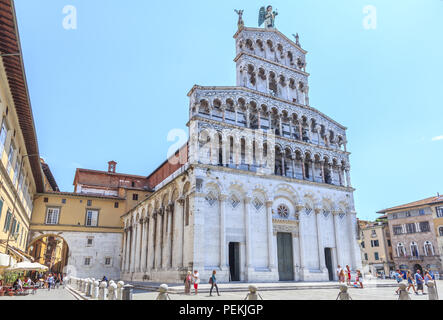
xmin=120 ymin=17 xmax=361 ymax=283
xmin=358 ymin=216 xmax=394 ymax=277
xmin=0 ymin=0 xmax=45 ymax=270
xmin=28 ymin=161 xmax=152 ymax=279
xmin=378 ymin=194 xmax=443 ymax=277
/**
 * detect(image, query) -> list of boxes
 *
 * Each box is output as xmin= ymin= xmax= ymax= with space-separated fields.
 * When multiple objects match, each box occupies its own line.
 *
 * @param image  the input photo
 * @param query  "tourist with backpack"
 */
xmin=209 ymin=270 xmax=220 ymax=297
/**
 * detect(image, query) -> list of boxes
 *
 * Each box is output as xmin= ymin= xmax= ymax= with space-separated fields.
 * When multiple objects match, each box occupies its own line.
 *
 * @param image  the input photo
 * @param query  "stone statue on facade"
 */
xmin=259 ymin=5 xmax=278 ymax=29
xmin=292 ymin=33 xmax=300 ymax=46
xmin=235 ymin=9 xmax=244 ymax=30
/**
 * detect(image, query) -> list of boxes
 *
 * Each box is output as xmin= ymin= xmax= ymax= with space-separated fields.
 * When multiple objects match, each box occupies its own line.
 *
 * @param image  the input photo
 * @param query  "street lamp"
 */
xmin=5 ymin=153 xmax=40 ymax=266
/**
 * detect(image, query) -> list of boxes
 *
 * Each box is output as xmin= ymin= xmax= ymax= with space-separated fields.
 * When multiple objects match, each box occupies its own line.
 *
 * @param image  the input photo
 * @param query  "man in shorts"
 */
xmin=414 ymin=270 xmax=425 ymax=295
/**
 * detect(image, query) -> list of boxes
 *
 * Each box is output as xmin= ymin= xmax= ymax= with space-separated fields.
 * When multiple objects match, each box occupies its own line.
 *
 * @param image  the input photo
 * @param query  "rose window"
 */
xmin=277 ymin=204 xmax=289 ymax=218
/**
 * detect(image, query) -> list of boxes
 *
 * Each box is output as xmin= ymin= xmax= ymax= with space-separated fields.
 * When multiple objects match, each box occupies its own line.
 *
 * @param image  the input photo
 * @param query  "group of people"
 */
xmin=394 ymin=269 xmax=436 ymax=295
xmin=336 ymin=265 xmax=363 ymax=288
xmin=184 ymin=270 xmax=221 ymax=297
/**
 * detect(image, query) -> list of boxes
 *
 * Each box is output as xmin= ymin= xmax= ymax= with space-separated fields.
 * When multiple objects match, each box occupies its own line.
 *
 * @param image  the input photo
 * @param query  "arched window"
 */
xmin=424 ymin=241 xmax=434 ymax=256
xmin=397 ymin=243 xmax=406 ymax=257
xmin=410 ymin=242 xmax=419 ymax=257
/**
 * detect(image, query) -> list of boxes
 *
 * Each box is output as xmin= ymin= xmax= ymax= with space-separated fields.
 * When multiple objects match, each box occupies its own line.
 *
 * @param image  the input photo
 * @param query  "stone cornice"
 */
xmin=193 ymin=163 xmax=356 ymax=193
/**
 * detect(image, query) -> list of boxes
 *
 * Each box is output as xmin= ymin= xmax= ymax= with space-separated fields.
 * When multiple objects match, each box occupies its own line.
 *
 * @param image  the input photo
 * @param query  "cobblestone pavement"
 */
xmin=133 ymin=280 xmax=443 ymax=300
xmin=0 ymin=287 xmax=76 ymax=300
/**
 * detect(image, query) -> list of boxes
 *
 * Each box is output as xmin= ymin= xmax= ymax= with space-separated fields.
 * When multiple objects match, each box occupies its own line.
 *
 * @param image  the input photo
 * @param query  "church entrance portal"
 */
xmin=229 ymin=242 xmax=240 ymax=281
xmin=277 ymin=232 xmax=294 ymax=281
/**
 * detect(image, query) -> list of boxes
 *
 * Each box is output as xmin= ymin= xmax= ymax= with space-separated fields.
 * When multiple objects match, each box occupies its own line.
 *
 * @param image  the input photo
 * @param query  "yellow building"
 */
xmin=0 ymin=0 xmax=45 ymax=269
xmin=359 ymin=217 xmax=394 ymax=277
xmin=28 ymin=161 xmax=152 ymax=278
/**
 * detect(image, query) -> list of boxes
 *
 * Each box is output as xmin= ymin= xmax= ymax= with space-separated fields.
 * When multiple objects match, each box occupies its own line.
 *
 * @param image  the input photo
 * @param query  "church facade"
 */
xmin=120 ymin=24 xmax=361 ymax=283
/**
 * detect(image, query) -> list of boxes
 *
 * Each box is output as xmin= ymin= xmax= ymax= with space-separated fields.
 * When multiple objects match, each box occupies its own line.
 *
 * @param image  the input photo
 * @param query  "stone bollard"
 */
xmin=336 ymin=285 xmax=352 ymax=300
xmin=87 ymin=279 xmax=94 ymax=297
xmin=244 ymin=285 xmax=263 ymax=300
xmin=156 ymin=284 xmax=171 ymax=300
xmin=80 ymin=279 xmax=84 ymax=292
xmin=98 ymin=281 xmax=108 ymax=300
xmin=108 ymin=282 xmax=117 ymax=300
xmin=92 ymin=280 xmax=100 ymax=299
xmin=398 ymin=283 xmax=410 ymax=300
xmin=117 ymin=281 xmax=124 ymax=300
xmin=427 ymin=282 xmax=438 ymax=300
xmin=122 ymin=284 xmax=134 ymax=300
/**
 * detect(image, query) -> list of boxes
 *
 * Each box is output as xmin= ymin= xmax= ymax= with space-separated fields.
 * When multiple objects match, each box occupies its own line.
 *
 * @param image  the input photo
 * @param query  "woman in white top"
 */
xmin=193 ymin=270 xmax=200 ymax=295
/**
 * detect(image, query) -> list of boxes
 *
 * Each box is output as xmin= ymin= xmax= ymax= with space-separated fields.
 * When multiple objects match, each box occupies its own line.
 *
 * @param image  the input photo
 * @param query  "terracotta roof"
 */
xmin=377 ymin=195 xmax=443 ymax=213
xmin=0 ymin=0 xmax=44 ymax=192
xmin=41 ymin=160 xmax=59 ymax=192
xmin=38 ymin=191 xmax=125 ymax=201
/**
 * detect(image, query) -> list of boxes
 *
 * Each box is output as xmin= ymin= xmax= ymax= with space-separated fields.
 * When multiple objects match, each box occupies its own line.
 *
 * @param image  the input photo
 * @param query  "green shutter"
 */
xmin=0 ymin=199 xmax=3 ymax=219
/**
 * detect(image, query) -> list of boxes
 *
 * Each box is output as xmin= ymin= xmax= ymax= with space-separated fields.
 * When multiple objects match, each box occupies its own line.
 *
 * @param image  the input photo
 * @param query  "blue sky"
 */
xmin=14 ymin=0 xmax=442 ymax=220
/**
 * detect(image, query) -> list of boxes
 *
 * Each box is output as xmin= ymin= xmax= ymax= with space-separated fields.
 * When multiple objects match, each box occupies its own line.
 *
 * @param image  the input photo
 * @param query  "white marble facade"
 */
xmin=121 ymin=26 xmax=361 ymax=283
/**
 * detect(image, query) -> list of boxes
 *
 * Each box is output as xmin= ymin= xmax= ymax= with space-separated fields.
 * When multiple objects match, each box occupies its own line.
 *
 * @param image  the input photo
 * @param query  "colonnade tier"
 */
xmin=189 ymin=93 xmax=347 ymax=152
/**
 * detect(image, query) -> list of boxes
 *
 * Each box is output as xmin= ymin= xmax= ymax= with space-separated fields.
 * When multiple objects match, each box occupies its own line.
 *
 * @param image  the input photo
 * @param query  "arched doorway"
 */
xmin=413 ymin=264 xmax=423 ymax=274
xmin=27 ymin=234 xmax=69 ymax=274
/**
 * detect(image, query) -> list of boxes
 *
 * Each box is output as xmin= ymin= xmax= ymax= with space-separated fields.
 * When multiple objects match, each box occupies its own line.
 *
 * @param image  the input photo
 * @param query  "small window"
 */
xmin=419 ymin=221 xmax=430 ymax=232
xmin=61 ymin=199 xmax=66 ymax=204
xmin=371 ymin=240 xmax=379 ymax=247
xmin=132 ymin=194 xmax=138 ymax=201
xmin=387 ymin=239 xmax=391 ymax=247
xmin=86 ymin=238 xmax=93 ymax=247
xmin=85 ymin=210 xmax=99 ymax=227
xmin=374 ymin=252 xmax=379 ymax=260
xmin=114 ymin=202 xmax=119 ymax=208
xmin=104 ymin=257 xmax=111 ymax=265
xmin=45 ymin=208 xmax=60 ymax=225
xmin=439 ymin=227 xmax=443 ymax=237
xmin=84 ymin=257 xmax=91 ymax=266
xmin=364 ymin=253 xmax=368 ymax=261
xmin=392 ymin=213 xmax=397 ymax=219
xmin=87 ymin=200 xmax=92 ymax=206
xmin=361 ymin=241 xmax=365 ymax=248
xmin=44 ymin=197 xmax=48 ymax=203
xmin=405 ymin=211 xmax=411 ymax=217
xmin=436 ymin=207 xmax=443 ymax=218
xmin=419 ymin=209 xmax=425 ymax=216
xmin=131 ymin=181 xmax=135 ymax=187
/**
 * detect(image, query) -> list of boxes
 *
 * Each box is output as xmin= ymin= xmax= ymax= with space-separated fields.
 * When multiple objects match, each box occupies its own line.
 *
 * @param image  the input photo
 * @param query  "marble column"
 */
xmin=121 ymin=229 xmax=127 ymax=272
xmin=130 ymin=224 xmax=136 ymax=273
xmin=298 ymin=123 xmax=303 ymax=141
xmin=147 ymin=214 xmax=155 ymax=270
xmin=162 ymin=207 xmax=169 ymax=269
xmin=244 ymin=197 xmax=253 ymax=280
xmin=296 ymin=205 xmax=306 ymax=279
xmin=168 ymin=203 xmax=174 ymax=269
xmin=301 ymin=157 xmax=306 ymax=180
xmin=140 ymin=217 xmax=148 ymax=272
xmin=219 ymin=195 xmax=227 ymax=269
xmin=315 ymin=209 xmax=327 ymax=272
xmin=134 ymin=221 xmax=142 ymax=272
xmin=266 ymin=201 xmax=275 ymax=270
xmin=333 ymin=212 xmax=342 ymax=268
xmin=155 ymin=211 xmax=162 ymax=269
xmin=311 ymin=160 xmax=315 ymax=182
xmin=345 ymin=168 xmax=351 ymax=187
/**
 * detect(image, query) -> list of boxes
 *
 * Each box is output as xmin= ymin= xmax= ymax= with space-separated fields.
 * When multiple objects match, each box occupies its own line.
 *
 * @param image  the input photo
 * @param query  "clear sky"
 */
xmin=13 ymin=0 xmax=443 ymax=220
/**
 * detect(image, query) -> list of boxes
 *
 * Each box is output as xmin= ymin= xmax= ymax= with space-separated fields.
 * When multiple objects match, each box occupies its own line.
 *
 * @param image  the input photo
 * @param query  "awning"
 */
xmin=7 ymin=246 xmax=30 ymax=262
xmin=7 ymin=261 xmax=48 ymax=272
xmin=0 ymin=253 xmax=16 ymax=269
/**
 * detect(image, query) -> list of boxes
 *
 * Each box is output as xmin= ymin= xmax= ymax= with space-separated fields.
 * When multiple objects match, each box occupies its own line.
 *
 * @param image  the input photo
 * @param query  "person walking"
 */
xmin=209 ymin=270 xmax=220 ymax=297
xmin=336 ymin=265 xmax=343 ymax=282
xmin=184 ymin=271 xmax=192 ymax=295
xmin=345 ymin=265 xmax=351 ymax=285
xmin=394 ymin=269 xmax=403 ymax=295
xmin=406 ymin=270 xmax=417 ymax=295
xmin=193 ymin=270 xmax=200 ymax=295
xmin=414 ymin=270 xmax=425 ymax=295
xmin=47 ymin=274 xmax=54 ymax=291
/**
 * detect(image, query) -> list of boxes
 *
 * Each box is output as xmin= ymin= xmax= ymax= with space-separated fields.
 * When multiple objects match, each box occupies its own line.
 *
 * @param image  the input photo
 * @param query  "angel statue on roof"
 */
xmin=258 ymin=5 xmax=278 ymax=29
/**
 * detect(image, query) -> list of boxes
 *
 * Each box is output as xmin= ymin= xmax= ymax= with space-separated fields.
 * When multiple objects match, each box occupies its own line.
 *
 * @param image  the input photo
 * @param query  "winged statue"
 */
xmin=258 ymin=5 xmax=278 ymax=28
